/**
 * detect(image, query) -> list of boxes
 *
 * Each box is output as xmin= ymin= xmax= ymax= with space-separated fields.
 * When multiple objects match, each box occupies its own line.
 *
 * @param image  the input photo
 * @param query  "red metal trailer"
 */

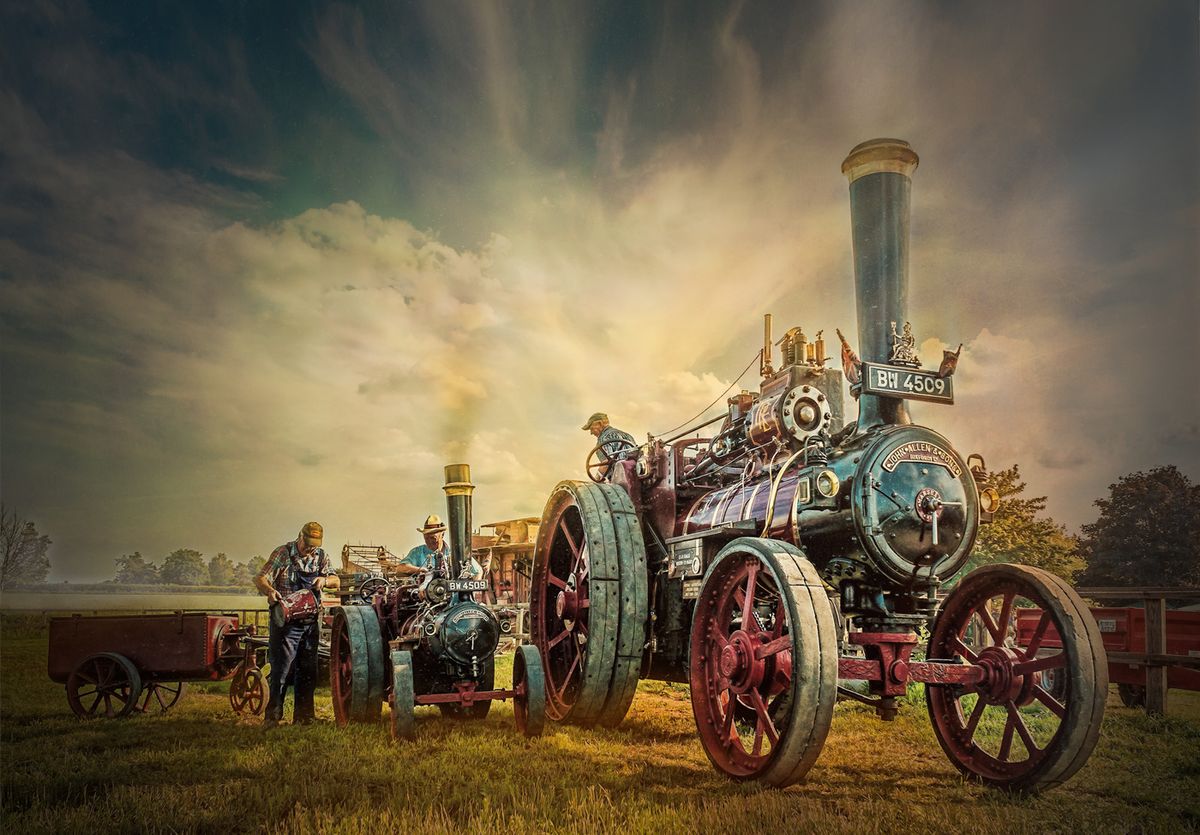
xmin=1015 ymin=598 xmax=1200 ymax=712
xmin=48 ymin=612 xmax=254 ymax=718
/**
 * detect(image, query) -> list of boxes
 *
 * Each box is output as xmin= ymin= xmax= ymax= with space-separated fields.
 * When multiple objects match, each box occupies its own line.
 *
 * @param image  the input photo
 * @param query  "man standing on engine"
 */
xmin=397 ymin=514 xmax=483 ymax=579
xmin=254 ymin=521 xmax=329 ymax=728
xmin=582 ymin=412 xmax=637 ymax=480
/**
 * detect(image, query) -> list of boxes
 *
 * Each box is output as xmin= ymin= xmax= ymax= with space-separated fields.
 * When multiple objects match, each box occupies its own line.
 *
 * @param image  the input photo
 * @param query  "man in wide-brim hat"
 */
xmin=397 ymin=514 xmax=483 ymax=578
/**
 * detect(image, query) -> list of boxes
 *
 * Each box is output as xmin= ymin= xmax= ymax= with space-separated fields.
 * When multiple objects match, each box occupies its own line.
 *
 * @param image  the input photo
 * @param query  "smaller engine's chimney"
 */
xmin=442 ymin=463 xmax=474 ymax=580
xmin=842 ymin=138 xmax=920 ymax=430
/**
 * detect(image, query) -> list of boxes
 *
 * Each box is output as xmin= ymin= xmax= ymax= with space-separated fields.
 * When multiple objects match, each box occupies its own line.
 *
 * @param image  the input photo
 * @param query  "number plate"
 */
xmin=449 ymin=579 xmax=487 ymax=592
xmin=861 ymin=362 xmax=954 ymax=404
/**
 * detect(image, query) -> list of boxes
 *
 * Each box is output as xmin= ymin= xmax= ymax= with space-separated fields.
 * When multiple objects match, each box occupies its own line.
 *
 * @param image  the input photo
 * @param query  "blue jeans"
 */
xmin=266 ymin=618 xmax=319 ymax=721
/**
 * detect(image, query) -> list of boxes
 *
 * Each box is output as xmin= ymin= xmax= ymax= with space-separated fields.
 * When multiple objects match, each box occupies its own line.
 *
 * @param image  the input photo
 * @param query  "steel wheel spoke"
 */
xmin=560 ymin=519 xmax=581 ymax=563
xmin=88 ymin=693 xmax=103 ymax=714
xmin=1013 ymin=653 xmax=1065 ymax=676
xmin=547 ymin=572 xmax=568 ymax=590
xmin=998 ymin=711 xmax=1016 ymax=761
xmin=995 ymin=593 xmax=1015 ymax=645
xmin=770 ymin=598 xmax=786 ymax=639
xmin=976 ymin=604 xmax=1002 ymax=645
xmin=1022 ymin=611 xmax=1052 ymax=659
xmin=949 ymin=635 xmax=979 ymax=664
xmin=747 ymin=689 xmax=779 ymax=746
xmin=547 ymin=628 xmax=572 ymax=650
xmin=1033 ymin=686 xmax=1067 ymax=719
xmin=963 ymin=696 xmax=987 ymax=740
xmin=755 ymin=635 xmax=791 ymax=660
xmin=742 ymin=563 xmax=759 ymax=629
xmin=720 ymin=690 xmax=736 ymax=744
xmin=1007 ymin=702 xmax=1039 ymax=754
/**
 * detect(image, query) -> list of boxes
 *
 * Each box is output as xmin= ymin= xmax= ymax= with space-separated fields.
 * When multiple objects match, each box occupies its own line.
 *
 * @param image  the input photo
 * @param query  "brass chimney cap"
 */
xmin=841 ymin=138 xmax=919 ymax=183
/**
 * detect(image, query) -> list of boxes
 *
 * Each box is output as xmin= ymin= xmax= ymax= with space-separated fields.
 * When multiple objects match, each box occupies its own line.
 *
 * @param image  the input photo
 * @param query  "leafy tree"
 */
xmin=208 ymin=552 xmax=235 ymax=586
xmin=961 ymin=465 xmax=1083 ymax=582
xmin=160 ymin=548 xmax=207 ymax=586
xmin=114 ymin=552 xmax=160 ymax=584
xmin=233 ymin=557 xmax=262 ymax=587
xmin=1077 ymin=466 xmax=1200 ymax=588
xmin=0 ymin=503 xmax=52 ymax=588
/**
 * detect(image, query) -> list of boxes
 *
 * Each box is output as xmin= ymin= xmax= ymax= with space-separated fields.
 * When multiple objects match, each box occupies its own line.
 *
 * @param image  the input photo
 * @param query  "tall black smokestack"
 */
xmin=842 ymin=138 xmax=920 ymax=430
xmin=442 ymin=463 xmax=474 ymax=580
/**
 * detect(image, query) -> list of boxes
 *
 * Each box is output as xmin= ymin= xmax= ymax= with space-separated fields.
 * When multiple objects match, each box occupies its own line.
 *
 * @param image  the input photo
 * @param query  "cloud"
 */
xmin=1 ymin=0 xmax=1196 ymax=579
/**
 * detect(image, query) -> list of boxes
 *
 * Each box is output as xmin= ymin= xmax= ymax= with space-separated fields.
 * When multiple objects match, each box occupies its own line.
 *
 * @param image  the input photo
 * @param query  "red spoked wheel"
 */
xmin=530 ymin=481 xmax=647 ymax=727
xmin=137 ymin=681 xmax=185 ymax=713
xmin=230 ymin=668 xmax=266 ymax=716
xmin=926 ymin=564 xmax=1107 ymax=793
xmin=66 ymin=652 xmax=143 ymax=719
xmin=689 ymin=538 xmax=838 ymax=787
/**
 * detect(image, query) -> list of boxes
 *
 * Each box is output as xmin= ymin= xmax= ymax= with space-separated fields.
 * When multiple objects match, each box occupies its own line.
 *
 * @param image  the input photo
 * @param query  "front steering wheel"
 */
xmin=585 ymin=439 xmax=638 ymax=483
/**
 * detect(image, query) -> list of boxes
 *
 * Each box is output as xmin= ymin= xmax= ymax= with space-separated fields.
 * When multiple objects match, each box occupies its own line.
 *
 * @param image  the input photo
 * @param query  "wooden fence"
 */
xmin=1076 ymin=587 xmax=1200 ymax=715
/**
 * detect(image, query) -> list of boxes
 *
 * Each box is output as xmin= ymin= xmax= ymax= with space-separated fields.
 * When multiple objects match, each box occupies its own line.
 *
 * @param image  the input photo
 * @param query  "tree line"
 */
xmin=2 ymin=465 xmax=1197 ymax=590
xmin=110 ymin=550 xmax=264 ymax=588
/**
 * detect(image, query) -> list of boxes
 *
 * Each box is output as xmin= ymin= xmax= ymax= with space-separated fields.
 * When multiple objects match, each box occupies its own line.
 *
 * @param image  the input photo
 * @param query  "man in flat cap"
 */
xmin=397 ymin=514 xmax=483 ymax=579
xmin=254 ymin=521 xmax=330 ymax=727
xmin=582 ymin=412 xmax=637 ymax=481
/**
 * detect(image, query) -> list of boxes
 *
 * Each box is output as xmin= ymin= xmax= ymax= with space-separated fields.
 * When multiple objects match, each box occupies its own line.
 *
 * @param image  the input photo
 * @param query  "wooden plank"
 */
xmin=1105 ymin=651 xmax=1200 ymax=669
xmin=1145 ymin=597 xmax=1168 ymax=715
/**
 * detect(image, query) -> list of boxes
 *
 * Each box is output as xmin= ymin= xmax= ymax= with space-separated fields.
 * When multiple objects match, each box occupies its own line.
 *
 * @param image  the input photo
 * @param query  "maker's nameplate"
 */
xmin=862 ymin=362 xmax=954 ymax=404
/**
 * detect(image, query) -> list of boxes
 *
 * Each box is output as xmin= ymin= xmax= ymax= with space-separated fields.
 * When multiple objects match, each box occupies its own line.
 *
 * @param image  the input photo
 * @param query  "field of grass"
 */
xmin=2 ymin=618 xmax=1198 ymax=834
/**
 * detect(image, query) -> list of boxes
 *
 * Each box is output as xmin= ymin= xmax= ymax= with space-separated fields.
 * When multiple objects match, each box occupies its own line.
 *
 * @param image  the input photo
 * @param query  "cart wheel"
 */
xmin=529 ymin=481 xmax=648 ymax=727
xmin=513 ymin=644 xmax=547 ymax=738
xmin=1118 ymin=683 xmax=1146 ymax=709
xmin=389 ymin=650 xmax=416 ymax=741
xmin=331 ymin=606 xmax=385 ymax=725
xmin=230 ymin=668 xmax=266 ymax=716
xmin=688 ymin=538 xmax=838 ymax=787
xmin=438 ymin=658 xmax=494 ymax=720
xmin=67 ymin=652 xmax=143 ymax=719
xmin=138 ymin=681 xmax=185 ymax=713
xmin=925 ymin=564 xmax=1108 ymax=793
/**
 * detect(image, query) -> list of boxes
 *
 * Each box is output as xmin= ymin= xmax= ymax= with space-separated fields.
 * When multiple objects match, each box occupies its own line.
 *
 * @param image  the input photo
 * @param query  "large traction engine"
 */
xmin=529 ymin=139 xmax=1107 ymax=792
xmin=331 ymin=464 xmax=546 ymax=740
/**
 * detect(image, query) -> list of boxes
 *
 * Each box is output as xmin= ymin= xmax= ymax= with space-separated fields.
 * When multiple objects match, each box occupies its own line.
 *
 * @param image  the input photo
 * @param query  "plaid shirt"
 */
xmin=257 ymin=541 xmax=330 ymax=595
xmin=596 ymin=425 xmax=636 ymax=463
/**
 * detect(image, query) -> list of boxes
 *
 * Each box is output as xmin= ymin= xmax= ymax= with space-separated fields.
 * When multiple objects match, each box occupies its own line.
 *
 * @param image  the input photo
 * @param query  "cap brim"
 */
xmin=417 ymin=526 xmax=447 ymax=534
xmin=304 ymin=536 xmax=322 ymax=547
xmin=580 ymin=422 xmax=592 ymax=430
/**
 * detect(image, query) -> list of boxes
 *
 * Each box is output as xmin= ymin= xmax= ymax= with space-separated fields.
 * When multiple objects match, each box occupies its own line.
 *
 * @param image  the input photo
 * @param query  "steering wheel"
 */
xmin=358 ymin=576 xmax=389 ymax=603
xmin=585 ymin=439 xmax=638 ymax=483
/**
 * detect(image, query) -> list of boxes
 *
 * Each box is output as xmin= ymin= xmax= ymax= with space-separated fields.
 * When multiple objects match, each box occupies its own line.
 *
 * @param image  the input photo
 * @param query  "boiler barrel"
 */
xmin=842 ymin=138 xmax=919 ymax=429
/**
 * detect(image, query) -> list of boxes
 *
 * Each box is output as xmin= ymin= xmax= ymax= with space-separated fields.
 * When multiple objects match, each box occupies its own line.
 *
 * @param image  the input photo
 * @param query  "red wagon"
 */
xmin=1015 ymin=603 xmax=1200 ymax=709
xmin=47 ymin=612 xmax=256 ymax=718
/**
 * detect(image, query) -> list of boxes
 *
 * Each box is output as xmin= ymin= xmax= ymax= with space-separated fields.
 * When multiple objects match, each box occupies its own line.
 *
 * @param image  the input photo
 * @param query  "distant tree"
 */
xmin=208 ymin=552 xmax=235 ymax=586
xmin=1077 ymin=466 xmax=1200 ymax=588
xmin=0 ymin=503 xmax=52 ymax=588
xmin=961 ymin=465 xmax=1084 ymax=582
xmin=233 ymin=557 xmax=263 ymax=587
xmin=160 ymin=549 xmax=208 ymax=586
xmin=114 ymin=552 xmax=160 ymax=584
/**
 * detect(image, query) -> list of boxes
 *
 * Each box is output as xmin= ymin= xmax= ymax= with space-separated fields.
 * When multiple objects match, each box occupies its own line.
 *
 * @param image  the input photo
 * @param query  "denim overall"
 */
xmin=266 ymin=545 xmax=323 ymax=722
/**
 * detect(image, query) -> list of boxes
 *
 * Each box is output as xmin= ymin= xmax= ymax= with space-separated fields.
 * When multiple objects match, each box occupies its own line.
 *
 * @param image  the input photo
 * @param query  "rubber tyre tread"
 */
xmin=358 ymin=605 xmax=386 ymax=719
xmin=342 ymin=606 xmax=370 ymax=721
xmin=692 ymin=538 xmax=837 ymax=787
xmin=594 ymin=482 xmax=648 ymax=728
xmin=515 ymin=644 xmax=547 ymax=737
xmin=925 ymin=563 xmax=1107 ymax=794
xmin=390 ymin=650 xmax=416 ymax=741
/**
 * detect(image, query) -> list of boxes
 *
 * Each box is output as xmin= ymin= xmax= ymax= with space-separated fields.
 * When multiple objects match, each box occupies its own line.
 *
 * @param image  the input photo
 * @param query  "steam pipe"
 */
xmin=842 ymin=138 xmax=919 ymax=430
xmin=442 ymin=463 xmax=474 ymax=580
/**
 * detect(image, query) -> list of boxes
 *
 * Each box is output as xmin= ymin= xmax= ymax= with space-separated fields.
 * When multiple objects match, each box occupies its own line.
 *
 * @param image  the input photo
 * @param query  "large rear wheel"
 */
xmin=67 ymin=653 xmax=143 ymax=719
xmin=529 ymin=481 xmax=647 ymax=727
xmin=331 ymin=606 xmax=385 ymax=725
xmin=925 ymin=564 xmax=1108 ymax=793
xmin=688 ymin=538 xmax=838 ymax=787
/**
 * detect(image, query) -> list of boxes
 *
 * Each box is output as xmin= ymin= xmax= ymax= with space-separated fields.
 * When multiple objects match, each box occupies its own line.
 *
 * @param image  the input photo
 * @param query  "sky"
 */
xmin=1 ymin=1 xmax=1197 ymax=582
